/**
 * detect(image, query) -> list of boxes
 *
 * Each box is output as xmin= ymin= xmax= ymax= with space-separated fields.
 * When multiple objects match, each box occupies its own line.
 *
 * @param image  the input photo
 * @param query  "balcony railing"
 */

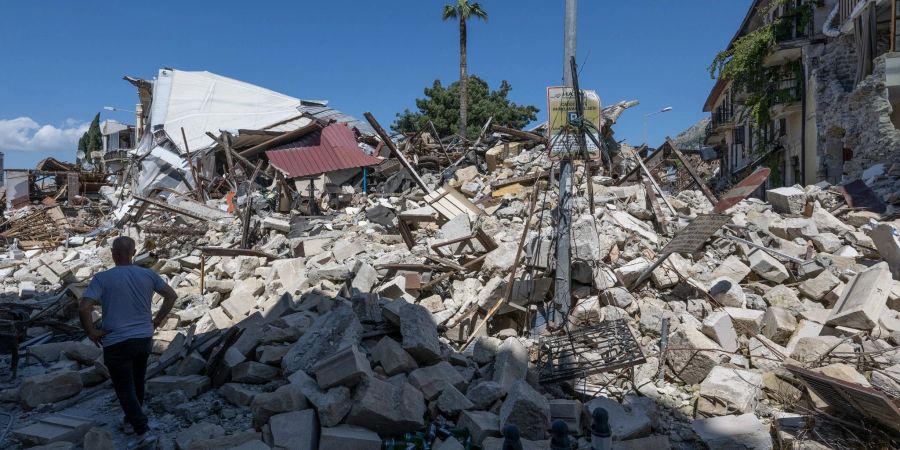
xmin=774 ymin=1 xmax=813 ymax=43
xmin=772 ymin=74 xmax=802 ymax=105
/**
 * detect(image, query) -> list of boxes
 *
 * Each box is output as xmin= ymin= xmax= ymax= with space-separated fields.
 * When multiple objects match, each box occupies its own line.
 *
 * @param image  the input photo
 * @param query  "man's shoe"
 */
xmin=119 ymin=417 xmax=134 ymax=435
xmin=129 ymin=432 xmax=158 ymax=449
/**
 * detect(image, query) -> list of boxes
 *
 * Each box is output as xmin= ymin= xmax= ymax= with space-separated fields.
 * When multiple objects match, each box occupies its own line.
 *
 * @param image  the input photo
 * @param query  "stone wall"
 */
xmin=806 ymin=35 xmax=900 ymax=205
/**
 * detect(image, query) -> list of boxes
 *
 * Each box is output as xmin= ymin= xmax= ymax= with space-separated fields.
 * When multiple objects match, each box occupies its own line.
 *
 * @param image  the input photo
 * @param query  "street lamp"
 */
xmin=103 ymin=106 xmax=136 ymax=114
xmin=643 ymin=106 xmax=673 ymax=146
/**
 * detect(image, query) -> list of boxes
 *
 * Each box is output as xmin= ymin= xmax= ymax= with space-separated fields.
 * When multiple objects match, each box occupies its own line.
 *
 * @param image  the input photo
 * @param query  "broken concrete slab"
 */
xmin=318 ymin=425 xmax=381 ymax=450
xmin=282 ymin=304 xmax=362 ymax=375
xmin=19 ymin=370 xmax=83 ymax=409
xmin=288 ymin=370 xmax=353 ymax=427
xmin=798 ymin=270 xmax=841 ymax=302
xmin=702 ymin=311 xmax=739 ymax=352
xmin=13 ymin=414 xmax=95 ymax=446
xmin=492 ymin=337 xmax=528 ymax=392
xmin=827 ymin=262 xmax=891 ymax=330
xmin=584 ymin=397 xmax=651 ymax=441
xmin=176 ymin=422 xmax=226 ymax=450
xmin=748 ymin=249 xmax=790 ymax=283
xmin=250 ymin=383 xmax=308 ymax=428
xmin=313 ymin=345 xmax=371 ymax=389
xmin=269 ymin=409 xmax=318 ymax=450
xmin=499 ymin=380 xmax=550 ymax=440
xmin=870 ymin=222 xmax=900 ymax=272
xmin=767 ymin=187 xmax=805 ymax=215
xmin=371 ymin=336 xmax=418 ymax=376
xmin=146 ymin=375 xmax=211 ymax=398
xmin=399 ymin=302 xmax=442 ymax=364
xmin=697 ymin=366 xmax=763 ymax=416
xmin=666 ymin=326 xmax=726 ymax=385
xmin=408 ymin=361 xmax=466 ymax=400
xmin=692 ymin=413 xmax=772 ymax=450
xmin=458 ymin=410 xmax=502 ymax=445
xmin=436 ymin=384 xmax=474 ymax=416
xmin=345 ymin=377 xmax=426 ymax=437
xmin=708 ymin=276 xmax=746 ymax=308
xmin=231 ymin=361 xmax=280 ymax=384
xmin=761 ymin=306 xmax=798 ymax=346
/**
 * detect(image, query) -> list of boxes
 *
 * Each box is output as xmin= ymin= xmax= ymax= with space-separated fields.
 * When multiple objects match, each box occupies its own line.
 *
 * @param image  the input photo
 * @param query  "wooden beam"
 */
xmin=490 ymin=124 xmax=546 ymax=144
xmin=238 ymin=120 xmax=321 ymax=158
xmin=665 ymin=137 xmax=718 ymax=205
xmin=364 ymin=112 xmax=431 ymax=193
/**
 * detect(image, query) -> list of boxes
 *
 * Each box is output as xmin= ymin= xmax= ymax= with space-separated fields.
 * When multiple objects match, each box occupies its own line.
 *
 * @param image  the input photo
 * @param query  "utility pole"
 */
xmin=563 ymin=0 xmax=577 ymax=86
xmin=552 ymin=0 xmax=577 ymax=326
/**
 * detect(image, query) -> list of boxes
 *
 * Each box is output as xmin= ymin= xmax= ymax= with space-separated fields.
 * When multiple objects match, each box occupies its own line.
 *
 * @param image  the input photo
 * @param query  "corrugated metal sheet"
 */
xmin=266 ymin=123 xmax=383 ymax=179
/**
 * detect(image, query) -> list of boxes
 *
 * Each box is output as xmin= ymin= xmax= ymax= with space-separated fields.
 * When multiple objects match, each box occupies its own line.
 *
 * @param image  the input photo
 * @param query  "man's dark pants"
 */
xmin=103 ymin=337 xmax=152 ymax=434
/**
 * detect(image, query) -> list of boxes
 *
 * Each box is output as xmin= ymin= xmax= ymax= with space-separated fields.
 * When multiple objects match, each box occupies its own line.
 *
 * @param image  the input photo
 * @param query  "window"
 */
xmin=779 ymin=118 xmax=787 ymax=137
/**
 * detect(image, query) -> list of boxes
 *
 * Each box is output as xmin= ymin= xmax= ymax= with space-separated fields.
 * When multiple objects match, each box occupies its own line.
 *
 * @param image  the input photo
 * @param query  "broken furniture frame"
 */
xmin=535 ymin=319 xmax=646 ymax=384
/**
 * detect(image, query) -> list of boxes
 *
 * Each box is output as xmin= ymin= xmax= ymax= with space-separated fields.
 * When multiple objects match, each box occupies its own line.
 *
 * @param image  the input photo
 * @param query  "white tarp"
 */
xmin=150 ymin=69 xmax=306 ymax=153
xmin=5 ymin=170 xmax=30 ymax=210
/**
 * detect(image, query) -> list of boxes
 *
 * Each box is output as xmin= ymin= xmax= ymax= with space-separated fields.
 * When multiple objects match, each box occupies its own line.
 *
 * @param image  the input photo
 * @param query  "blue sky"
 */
xmin=0 ymin=0 xmax=750 ymax=169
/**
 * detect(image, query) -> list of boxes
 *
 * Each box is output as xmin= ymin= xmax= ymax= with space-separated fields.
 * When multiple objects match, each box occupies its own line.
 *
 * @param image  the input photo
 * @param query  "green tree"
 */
xmin=442 ymin=0 xmax=488 ymax=139
xmin=77 ymin=113 xmax=102 ymax=163
xmin=392 ymin=76 xmax=539 ymax=139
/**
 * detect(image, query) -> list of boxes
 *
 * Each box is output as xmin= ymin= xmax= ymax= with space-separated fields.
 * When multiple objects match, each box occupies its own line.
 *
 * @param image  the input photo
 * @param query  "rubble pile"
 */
xmin=0 ymin=72 xmax=897 ymax=450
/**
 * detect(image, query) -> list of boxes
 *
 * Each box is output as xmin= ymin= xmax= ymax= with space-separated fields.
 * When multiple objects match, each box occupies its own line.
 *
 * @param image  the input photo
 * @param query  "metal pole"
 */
xmin=551 ymin=159 xmax=572 ymax=326
xmin=563 ymin=0 xmax=577 ymax=86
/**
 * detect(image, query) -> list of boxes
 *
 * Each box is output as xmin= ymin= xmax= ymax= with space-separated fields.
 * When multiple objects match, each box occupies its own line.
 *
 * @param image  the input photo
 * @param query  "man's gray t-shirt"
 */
xmin=84 ymin=265 xmax=166 ymax=347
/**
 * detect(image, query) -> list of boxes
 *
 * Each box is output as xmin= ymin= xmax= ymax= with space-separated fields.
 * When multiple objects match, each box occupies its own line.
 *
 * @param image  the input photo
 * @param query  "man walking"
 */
xmin=79 ymin=236 xmax=177 ymax=447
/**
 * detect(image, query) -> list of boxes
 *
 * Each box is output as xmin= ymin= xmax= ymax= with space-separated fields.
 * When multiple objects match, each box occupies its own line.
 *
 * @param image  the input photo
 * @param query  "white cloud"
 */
xmin=0 ymin=117 xmax=89 ymax=153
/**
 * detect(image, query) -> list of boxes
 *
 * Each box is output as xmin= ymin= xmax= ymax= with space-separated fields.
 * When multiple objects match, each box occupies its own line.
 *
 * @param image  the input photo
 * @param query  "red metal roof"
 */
xmin=265 ymin=123 xmax=383 ymax=179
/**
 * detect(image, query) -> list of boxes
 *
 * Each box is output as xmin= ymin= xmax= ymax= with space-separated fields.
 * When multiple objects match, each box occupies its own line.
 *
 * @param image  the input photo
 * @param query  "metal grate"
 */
xmin=786 ymin=364 xmax=900 ymax=432
xmin=536 ymin=319 xmax=646 ymax=384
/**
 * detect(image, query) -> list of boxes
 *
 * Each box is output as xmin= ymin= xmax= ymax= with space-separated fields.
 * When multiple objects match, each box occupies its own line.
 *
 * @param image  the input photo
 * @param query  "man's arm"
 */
xmin=78 ymin=298 xmax=106 ymax=346
xmin=152 ymin=284 xmax=178 ymax=329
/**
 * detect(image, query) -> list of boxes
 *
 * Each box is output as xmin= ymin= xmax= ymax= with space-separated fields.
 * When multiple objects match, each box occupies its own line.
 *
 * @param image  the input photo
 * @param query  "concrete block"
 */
xmin=146 ymin=375 xmax=210 ymax=398
xmin=13 ymin=414 xmax=94 ymax=446
xmin=492 ymin=337 xmax=528 ymax=392
xmin=697 ymin=366 xmax=763 ymax=416
xmin=269 ymin=409 xmax=318 ymax=450
xmin=827 ymin=262 xmax=891 ymax=329
xmin=457 ymin=410 xmax=501 ymax=445
xmin=371 ymin=336 xmax=418 ymax=376
xmin=748 ymin=249 xmax=789 ymax=283
xmin=767 ymin=186 xmax=805 ymax=215
xmin=761 ymin=307 xmax=797 ymax=346
xmin=702 ymin=311 xmax=739 ymax=352
xmin=313 ymin=345 xmax=371 ymax=389
xmin=499 ymin=381 xmax=550 ymax=440
xmin=408 ymin=361 xmax=466 ymax=400
xmin=319 ymin=425 xmax=381 ymax=450
xmin=19 ymin=370 xmax=83 ymax=409
xmin=666 ymin=326 xmax=724 ymax=385
xmin=693 ymin=414 xmax=773 ymax=450
xmin=232 ymin=361 xmax=279 ymax=384
xmin=723 ymin=307 xmax=764 ymax=335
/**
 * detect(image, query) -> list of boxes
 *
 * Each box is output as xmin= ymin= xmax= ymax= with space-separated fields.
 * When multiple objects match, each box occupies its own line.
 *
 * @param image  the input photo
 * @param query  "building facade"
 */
xmin=705 ymin=0 xmax=900 ymax=203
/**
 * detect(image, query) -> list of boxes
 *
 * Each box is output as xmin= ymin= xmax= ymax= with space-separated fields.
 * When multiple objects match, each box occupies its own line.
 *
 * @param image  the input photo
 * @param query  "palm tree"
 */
xmin=442 ymin=0 xmax=487 ymax=140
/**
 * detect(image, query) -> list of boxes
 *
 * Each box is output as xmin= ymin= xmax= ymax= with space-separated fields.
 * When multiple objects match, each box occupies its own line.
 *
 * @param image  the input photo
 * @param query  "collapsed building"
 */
xmin=704 ymin=0 xmax=900 ymax=207
xmin=0 ymin=65 xmax=897 ymax=450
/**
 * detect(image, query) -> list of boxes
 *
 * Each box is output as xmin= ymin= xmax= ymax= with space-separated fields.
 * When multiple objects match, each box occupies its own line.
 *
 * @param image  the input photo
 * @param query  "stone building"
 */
xmin=704 ymin=0 xmax=900 ymax=204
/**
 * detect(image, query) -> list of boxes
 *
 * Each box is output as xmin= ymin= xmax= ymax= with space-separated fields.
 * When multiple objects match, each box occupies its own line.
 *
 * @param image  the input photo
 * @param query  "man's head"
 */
xmin=111 ymin=236 xmax=136 ymax=266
